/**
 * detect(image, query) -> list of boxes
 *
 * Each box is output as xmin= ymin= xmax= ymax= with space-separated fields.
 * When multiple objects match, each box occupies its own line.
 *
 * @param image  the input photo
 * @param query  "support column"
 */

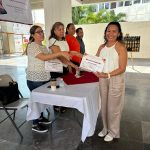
xmin=43 ymin=0 xmax=72 ymax=39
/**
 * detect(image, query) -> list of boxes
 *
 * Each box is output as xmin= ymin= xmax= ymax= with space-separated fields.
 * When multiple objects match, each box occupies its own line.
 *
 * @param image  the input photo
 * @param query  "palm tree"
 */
xmin=79 ymin=13 xmax=98 ymax=24
xmin=72 ymin=7 xmax=83 ymax=24
xmin=72 ymin=6 xmax=126 ymax=24
xmin=72 ymin=5 xmax=97 ymax=24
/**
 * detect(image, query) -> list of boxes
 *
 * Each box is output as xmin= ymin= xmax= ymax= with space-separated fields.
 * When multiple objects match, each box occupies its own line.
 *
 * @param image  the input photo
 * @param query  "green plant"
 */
xmin=72 ymin=6 xmax=126 ymax=24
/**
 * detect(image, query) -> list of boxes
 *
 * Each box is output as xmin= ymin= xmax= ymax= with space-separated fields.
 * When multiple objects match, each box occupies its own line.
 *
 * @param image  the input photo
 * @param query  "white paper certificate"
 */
xmin=45 ymin=59 xmax=63 ymax=72
xmin=80 ymin=54 xmax=104 ymax=72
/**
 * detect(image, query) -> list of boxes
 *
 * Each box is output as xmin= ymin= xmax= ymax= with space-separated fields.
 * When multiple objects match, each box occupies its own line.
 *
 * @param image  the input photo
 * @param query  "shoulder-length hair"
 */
xmin=104 ymin=22 xmax=123 ymax=43
xmin=49 ymin=22 xmax=65 ymax=41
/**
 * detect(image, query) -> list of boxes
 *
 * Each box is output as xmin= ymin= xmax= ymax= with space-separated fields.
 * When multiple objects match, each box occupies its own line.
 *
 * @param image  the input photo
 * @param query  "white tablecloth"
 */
xmin=26 ymin=82 xmax=101 ymax=142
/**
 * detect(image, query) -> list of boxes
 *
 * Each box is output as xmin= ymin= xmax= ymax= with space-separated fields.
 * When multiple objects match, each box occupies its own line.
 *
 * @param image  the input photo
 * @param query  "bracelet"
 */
xmin=107 ymin=73 xmax=111 ymax=79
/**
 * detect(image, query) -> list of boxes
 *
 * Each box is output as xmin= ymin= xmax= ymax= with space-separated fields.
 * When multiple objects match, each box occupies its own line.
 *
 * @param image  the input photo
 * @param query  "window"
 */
xmin=118 ymin=1 xmax=124 ymax=7
xmin=134 ymin=0 xmax=141 ymax=4
xmin=90 ymin=5 xmax=97 ymax=12
xmin=105 ymin=3 xmax=109 ymax=9
xmin=124 ymin=1 xmax=132 ymax=6
xmin=142 ymin=0 xmax=150 ymax=3
xmin=98 ymin=3 xmax=104 ymax=10
xmin=110 ymin=2 xmax=116 ymax=9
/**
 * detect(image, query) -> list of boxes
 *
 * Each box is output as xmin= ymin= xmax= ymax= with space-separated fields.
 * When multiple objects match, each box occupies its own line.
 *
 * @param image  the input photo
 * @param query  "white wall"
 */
xmin=32 ymin=9 xmax=45 ymax=25
xmin=115 ymin=3 xmax=150 ymax=22
xmin=44 ymin=0 xmax=72 ymax=40
xmin=76 ymin=21 xmax=150 ymax=58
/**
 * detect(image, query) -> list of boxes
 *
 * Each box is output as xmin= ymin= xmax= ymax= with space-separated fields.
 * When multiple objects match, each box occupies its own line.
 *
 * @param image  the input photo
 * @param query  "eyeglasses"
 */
xmin=35 ymin=30 xmax=44 ymax=34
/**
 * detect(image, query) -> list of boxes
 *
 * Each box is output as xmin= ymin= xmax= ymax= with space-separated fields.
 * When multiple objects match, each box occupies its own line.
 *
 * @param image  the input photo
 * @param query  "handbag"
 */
xmin=0 ymin=75 xmax=20 ymax=105
xmin=0 ymin=74 xmax=13 ymax=87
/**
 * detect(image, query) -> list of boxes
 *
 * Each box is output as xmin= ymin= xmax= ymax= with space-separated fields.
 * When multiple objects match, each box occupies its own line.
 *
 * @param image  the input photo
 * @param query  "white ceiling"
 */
xmin=30 ymin=0 xmax=119 ymax=8
xmin=30 ymin=0 xmax=82 ymax=8
xmin=72 ymin=0 xmax=119 ymax=6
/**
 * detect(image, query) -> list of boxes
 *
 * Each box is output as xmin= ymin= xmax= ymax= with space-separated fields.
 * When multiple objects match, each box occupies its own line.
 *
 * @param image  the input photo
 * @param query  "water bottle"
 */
xmin=58 ymin=78 xmax=64 ymax=87
xmin=75 ymin=70 xmax=80 ymax=78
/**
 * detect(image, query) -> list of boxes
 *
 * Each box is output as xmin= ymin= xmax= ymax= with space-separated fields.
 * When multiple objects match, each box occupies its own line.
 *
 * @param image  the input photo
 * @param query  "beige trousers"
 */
xmin=99 ymin=73 xmax=125 ymax=138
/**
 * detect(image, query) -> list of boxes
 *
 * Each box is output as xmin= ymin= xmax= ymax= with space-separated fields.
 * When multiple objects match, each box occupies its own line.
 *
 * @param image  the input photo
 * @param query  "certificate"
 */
xmin=80 ymin=54 xmax=104 ymax=72
xmin=45 ymin=59 xmax=63 ymax=72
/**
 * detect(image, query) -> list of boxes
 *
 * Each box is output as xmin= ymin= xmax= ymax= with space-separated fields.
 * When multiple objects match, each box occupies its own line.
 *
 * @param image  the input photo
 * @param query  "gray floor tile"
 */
xmin=90 ymin=135 xmax=143 ymax=150
xmin=142 ymin=108 xmax=150 ymax=122
xmin=0 ymin=56 xmax=150 ymax=149
xmin=0 ymin=140 xmax=36 ymax=150
xmin=121 ymin=120 xmax=142 ymax=142
xmin=144 ymin=143 xmax=150 ymax=150
xmin=142 ymin=121 xmax=150 ymax=144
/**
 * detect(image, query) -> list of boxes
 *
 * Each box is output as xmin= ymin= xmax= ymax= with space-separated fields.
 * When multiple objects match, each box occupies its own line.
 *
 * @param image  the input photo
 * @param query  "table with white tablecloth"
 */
xmin=26 ymin=82 xmax=101 ymax=142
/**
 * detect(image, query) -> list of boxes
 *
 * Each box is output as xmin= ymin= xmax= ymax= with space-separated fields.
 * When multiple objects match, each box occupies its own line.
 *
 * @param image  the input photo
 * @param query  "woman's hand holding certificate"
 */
xmin=79 ymin=54 xmax=104 ymax=73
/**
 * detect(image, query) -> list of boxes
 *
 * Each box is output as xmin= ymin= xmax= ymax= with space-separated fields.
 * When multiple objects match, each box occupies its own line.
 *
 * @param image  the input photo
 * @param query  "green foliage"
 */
xmin=72 ymin=5 xmax=97 ymax=24
xmin=72 ymin=6 xmax=126 ymax=25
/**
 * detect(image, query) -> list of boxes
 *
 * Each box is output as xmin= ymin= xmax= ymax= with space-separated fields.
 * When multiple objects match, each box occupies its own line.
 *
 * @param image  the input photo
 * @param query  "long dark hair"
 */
xmin=65 ymin=23 xmax=74 ymax=35
xmin=104 ymin=22 xmax=123 ymax=43
xmin=49 ymin=22 xmax=65 ymax=41
xmin=23 ymin=25 xmax=41 ymax=55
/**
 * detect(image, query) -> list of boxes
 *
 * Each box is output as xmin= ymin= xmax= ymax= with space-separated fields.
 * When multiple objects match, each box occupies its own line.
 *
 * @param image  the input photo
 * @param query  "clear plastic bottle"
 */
xmin=58 ymin=78 xmax=64 ymax=87
xmin=75 ymin=70 xmax=80 ymax=78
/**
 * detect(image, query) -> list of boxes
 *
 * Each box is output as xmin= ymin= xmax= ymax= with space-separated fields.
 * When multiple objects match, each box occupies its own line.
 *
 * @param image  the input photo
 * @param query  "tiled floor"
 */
xmin=0 ymin=54 xmax=150 ymax=150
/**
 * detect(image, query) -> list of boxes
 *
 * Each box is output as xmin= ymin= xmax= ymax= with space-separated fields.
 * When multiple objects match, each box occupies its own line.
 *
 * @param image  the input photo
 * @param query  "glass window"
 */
xmin=125 ymin=1 xmax=132 ymax=6
xmin=105 ymin=3 xmax=109 ymax=9
xmin=110 ymin=2 xmax=116 ymax=9
xmin=134 ymin=0 xmax=141 ymax=4
xmin=118 ymin=1 xmax=124 ymax=7
xmin=98 ymin=3 xmax=104 ymax=10
xmin=90 ymin=5 xmax=97 ymax=12
xmin=142 ymin=0 xmax=150 ymax=3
